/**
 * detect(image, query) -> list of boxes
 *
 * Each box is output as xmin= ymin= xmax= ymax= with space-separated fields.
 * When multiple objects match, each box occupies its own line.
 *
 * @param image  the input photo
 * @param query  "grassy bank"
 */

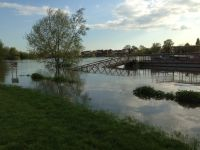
xmin=0 ymin=85 xmax=194 ymax=149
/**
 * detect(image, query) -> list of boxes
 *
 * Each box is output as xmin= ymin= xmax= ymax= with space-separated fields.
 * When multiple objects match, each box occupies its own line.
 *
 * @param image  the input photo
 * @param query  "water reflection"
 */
xmin=2 ymin=59 xmax=200 ymax=137
xmin=0 ymin=61 xmax=7 ymax=82
xmin=33 ymin=70 xmax=90 ymax=105
xmin=82 ymin=65 xmax=200 ymax=85
xmin=133 ymin=86 xmax=200 ymax=109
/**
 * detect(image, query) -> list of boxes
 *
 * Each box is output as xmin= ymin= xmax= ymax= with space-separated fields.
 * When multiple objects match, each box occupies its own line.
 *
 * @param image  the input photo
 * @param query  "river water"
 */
xmin=1 ymin=58 xmax=200 ymax=138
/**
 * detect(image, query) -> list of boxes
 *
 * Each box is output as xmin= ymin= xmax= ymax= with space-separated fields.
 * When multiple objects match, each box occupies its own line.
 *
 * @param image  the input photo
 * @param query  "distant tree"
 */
xmin=139 ymin=45 xmax=146 ymax=51
xmin=185 ymin=43 xmax=190 ymax=46
xmin=162 ymin=39 xmax=174 ymax=53
xmin=26 ymin=8 xmax=88 ymax=76
xmin=131 ymin=45 xmax=138 ymax=53
xmin=19 ymin=51 xmax=29 ymax=59
xmin=7 ymin=47 xmax=20 ymax=60
xmin=196 ymin=38 xmax=200 ymax=45
xmin=0 ymin=40 xmax=4 ymax=60
xmin=138 ymin=45 xmax=150 ymax=54
xmin=150 ymin=43 xmax=161 ymax=54
xmin=123 ymin=45 xmax=138 ymax=54
xmin=123 ymin=45 xmax=131 ymax=50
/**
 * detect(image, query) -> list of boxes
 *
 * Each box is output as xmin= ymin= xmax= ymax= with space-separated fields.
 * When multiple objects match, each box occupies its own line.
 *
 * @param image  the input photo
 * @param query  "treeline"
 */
xmin=0 ymin=40 xmax=35 ymax=61
xmin=123 ymin=38 xmax=200 ymax=55
xmin=82 ymin=38 xmax=200 ymax=57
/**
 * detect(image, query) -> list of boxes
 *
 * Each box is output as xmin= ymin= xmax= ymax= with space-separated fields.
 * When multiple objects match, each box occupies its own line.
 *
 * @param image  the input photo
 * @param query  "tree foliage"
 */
xmin=26 ymin=8 xmax=88 ymax=76
xmin=196 ymin=38 xmax=200 ymax=46
xmin=150 ymin=43 xmax=161 ymax=54
xmin=123 ymin=45 xmax=132 ymax=50
xmin=0 ymin=40 xmax=30 ymax=60
xmin=0 ymin=40 xmax=4 ymax=61
xmin=162 ymin=39 xmax=174 ymax=53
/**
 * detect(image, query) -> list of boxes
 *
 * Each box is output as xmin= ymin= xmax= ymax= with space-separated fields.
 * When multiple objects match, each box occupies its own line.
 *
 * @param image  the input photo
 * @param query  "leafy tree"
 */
xmin=26 ymin=8 xmax=88 ymax=76
xmin=196 ymin=38 xmax=200 ymax=45
xmin=123 ymin=45 xmax=138 ymax=54
xmin=150 ymin=43 xmax=161 ymax=54
xmin=131 ymin=45 xmax=138 ymax=53
xmin=0 ymin=40 xmax=4 ymax=61
xmin=7 ymin=47 xmax=20 ymax=60
xmin=162 ymin=39 xmax=174 ymax=53
xmin=123 ymin=45 xmax=131 ymax=50
xmin=19 ymin=52 xmax=29 ymax=59
xmin=138 ymin=45 xmax=150 ymax=54
xmin=185 ymin=43 xmax=190 ymax=46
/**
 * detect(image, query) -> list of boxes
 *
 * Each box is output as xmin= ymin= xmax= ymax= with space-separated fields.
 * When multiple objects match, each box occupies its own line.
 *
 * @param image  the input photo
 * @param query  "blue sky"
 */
xmin=0 ymin=0 xmax=200 ymax=51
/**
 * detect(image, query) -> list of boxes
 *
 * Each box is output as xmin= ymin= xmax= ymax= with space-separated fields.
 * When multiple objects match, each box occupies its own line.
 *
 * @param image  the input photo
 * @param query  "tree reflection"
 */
xmin=0 ymin=62 xmax=7 ymax=82
xmin=33 ymin=70 xmax=90 ymax=105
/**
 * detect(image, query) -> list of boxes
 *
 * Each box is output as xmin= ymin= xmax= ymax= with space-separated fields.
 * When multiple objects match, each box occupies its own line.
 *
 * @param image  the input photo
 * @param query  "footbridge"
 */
xmin=73 ymin=56 xmax=137 ymax=72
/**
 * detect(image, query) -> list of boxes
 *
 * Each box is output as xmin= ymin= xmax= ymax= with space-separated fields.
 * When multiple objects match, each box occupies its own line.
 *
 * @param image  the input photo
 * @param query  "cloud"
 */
xmin=90 ymin=0 xmax=200 ymax=30
xmin=0 ymin=2 xmax=70 ymax=16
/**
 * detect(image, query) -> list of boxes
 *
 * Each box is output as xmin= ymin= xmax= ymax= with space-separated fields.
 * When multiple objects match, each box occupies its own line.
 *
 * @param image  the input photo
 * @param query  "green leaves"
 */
xmin=26 ymin=8 xmax=88 ymax=75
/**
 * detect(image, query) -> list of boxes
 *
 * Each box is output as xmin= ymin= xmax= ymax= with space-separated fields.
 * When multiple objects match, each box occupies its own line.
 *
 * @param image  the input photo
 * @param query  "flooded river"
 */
xmin=1 ymin=58 xmax=200 ymax=138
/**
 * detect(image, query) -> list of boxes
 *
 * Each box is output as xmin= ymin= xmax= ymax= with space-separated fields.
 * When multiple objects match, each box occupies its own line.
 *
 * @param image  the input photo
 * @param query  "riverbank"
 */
xmin=0 ymin=85 xmax=195 ymax=149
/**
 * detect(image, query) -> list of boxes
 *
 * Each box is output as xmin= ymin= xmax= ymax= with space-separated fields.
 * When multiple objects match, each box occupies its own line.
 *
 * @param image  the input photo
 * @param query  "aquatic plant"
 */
xmin=176 ymin=90 xmax=200 ymax=108
xmin=133 ymin=86 xmax=170 ymax=100
xmin=31 ymin=73 xmax=44 ymax=81
xmin=133 ymin=86 xmax=200 ymax=108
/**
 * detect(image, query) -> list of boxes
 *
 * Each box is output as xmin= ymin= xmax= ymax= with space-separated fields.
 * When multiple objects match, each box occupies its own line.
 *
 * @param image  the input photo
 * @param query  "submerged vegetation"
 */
xmin=31 ymin=73 xmax=44 ymax=81
xmin=31 ymin=73 xmax=78 ymax=84
xmin=133 ymin=86 xmax=200 ymax=108
xmin=0 ymin=84 xmax=196 ymax=149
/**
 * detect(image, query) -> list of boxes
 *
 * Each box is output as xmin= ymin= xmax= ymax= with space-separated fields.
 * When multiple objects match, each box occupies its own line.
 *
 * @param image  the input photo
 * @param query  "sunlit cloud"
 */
xmin=90 ymin=0 xmax=200 ymax=30
xmin=0 ymin=2 xmax=70 ymax=16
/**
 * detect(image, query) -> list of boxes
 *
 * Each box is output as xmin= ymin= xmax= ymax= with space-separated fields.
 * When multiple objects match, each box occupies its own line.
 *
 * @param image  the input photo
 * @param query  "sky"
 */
xmin=0 ymin=0 xmax=200 ymax=51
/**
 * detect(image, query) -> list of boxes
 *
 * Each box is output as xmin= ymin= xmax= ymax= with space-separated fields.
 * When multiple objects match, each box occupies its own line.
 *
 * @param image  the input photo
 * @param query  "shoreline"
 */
xmin=0 ymin=84 xmax=197 ymax=149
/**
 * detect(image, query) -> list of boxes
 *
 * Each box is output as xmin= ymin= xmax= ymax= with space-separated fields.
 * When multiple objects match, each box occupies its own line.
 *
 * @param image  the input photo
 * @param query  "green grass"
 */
xmin=0 ymin=85 xmax=194 ymax=150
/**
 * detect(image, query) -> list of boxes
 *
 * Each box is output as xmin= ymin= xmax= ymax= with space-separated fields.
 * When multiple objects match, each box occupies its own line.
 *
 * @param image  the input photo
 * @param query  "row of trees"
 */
xmin=123 ymin=38 xmax=200 ymax=55
xmin=123 ymin=39 xmax=174 ymax=55
xmin=0 ymin=41 xmax=33 ymax=61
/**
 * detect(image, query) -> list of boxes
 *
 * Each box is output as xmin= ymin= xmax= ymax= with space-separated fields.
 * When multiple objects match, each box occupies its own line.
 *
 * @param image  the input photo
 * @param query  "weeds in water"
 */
xmin=31 ymin=73 xmax=77 ymax=83
xmin=133 ymin=86 xmax=200 ymax=108
xmin=31 ymin=73 xmax=44 ymax=81
xmin=133 ymin=86 xmax=175 ymax=100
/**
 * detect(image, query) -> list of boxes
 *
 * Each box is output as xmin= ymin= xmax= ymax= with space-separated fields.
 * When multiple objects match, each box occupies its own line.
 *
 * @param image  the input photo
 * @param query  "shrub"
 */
xmin=154 ymin=90 xmax=165 ymax=99
xmin=165 ymin=92 xmax=175 ymax=100
xmin=133 ymin=86 xmax=156 ymax=99
xmin=133 ymin=86 xmax=200 ymax=108
xmin=176 ymin=90 xmax=200 ymax=107
xmin=31 ymin=73 xmax=44 ymax=81
xmin=53 ymin=76 xmax=68 ymax=83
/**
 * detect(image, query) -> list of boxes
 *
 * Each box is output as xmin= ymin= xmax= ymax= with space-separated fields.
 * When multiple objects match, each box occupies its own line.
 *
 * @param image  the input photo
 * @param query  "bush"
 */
xmin=165 ymin=92 xmax=175 ymax=100
xmin=133 ymin=86 xmax=167 ymax=100
xmin=31 ymin=73 xmax=44 ymax=81
xmin=133 ymin=86 xmax=156 ymax=99
xmin=176 ymin=90 xmax=200 ymax=107
xmin=53 ymin=76 xmax=68 ymax=83
xmin=133 ymin=86 xmax=200 ymax=108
